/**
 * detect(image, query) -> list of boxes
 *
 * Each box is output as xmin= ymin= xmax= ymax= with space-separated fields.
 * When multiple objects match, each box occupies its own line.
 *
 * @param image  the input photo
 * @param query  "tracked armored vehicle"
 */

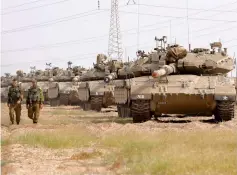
xmin=47 ymin=67 xmax=75 ymax=106
xmin=78 ymin=54 xmax=123 ymax=111
xmin=112 ymin=36 xmax=236 ymax=122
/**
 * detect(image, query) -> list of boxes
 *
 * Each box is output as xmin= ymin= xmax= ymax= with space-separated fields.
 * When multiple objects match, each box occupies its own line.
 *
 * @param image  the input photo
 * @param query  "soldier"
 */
xmin=7 ymin=78 xmax=23 ymax=125
xmin=26 ymin=79 xmax=44 ymax=124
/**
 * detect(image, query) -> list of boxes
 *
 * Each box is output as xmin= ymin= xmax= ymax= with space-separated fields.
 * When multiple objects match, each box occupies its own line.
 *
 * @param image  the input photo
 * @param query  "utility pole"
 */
xmin=108 ymin=0 xmax=123 ymax=61
xmin=46 ymin=63 xmax=52 ymax=69
xmin=170 ymin=20 xmax=172 ymax=44
xmin=186 ymin=0 xmax=190 ymax=51
xmin=67 ymin=61 xmax=72 ymax=69
xmin=98 ymin=0 xmax=100 ymax=10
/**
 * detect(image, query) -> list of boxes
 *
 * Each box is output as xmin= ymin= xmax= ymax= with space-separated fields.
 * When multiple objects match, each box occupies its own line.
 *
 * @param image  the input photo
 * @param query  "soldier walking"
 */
xmin=7 ymin=78 xmax=23 ymax=125
xmin=26 ymin=79 xmax=44 ymax=124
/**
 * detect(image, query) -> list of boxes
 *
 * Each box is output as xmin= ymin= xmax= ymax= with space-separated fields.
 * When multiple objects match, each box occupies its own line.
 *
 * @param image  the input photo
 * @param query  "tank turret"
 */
xmin=151 ymin=43 xmax=235 ymax=77
xmin=81 ymin=55 xmax=123 ymax=82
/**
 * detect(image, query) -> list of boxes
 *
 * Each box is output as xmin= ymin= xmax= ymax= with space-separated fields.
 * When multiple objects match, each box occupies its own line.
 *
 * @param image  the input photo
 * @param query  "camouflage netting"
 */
xmin=166 ymin=45 xmax=187 ymax=63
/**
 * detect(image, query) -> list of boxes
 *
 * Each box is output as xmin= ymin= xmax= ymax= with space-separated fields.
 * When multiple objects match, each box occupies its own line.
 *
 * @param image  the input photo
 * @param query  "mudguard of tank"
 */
xmin=48 ymin=82 xmax=59 ymax=99
xmin=114 ymin=80 xmax=131 ymax=118
xmin=48 ymin=82 xmax=60 ymax=106
xmin=78 ymin=82 xmax=91 ymax=111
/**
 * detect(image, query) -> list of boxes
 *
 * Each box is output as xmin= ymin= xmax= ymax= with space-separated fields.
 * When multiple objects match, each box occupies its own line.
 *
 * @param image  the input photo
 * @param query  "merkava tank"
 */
xmin=110 ymin=36 xmax=236 ymax=122
xmin=47 ymin=66 xmax=78 ymax=106
xmin=78 ymin=54 xmax=123 ymax=111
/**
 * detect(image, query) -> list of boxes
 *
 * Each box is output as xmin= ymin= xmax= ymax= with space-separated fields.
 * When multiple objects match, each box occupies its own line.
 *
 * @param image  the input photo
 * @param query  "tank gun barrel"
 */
xmin=104 ymin=72 xmax=117 ymax=83
xmin=152 ymin=63 xmax=177 ymax=78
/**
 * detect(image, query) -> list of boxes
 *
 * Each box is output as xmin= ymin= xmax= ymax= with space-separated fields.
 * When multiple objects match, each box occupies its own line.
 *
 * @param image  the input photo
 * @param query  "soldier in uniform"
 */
xmin=7 ymin=78 xmax=23 ymax=125
xmin=26 ymin=79 xmax=44 ymax=124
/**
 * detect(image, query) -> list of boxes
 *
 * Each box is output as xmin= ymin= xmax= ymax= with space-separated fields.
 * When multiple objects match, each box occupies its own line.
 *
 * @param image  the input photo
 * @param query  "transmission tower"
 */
xmin=108 ymin=0 xmax=123 ymax=60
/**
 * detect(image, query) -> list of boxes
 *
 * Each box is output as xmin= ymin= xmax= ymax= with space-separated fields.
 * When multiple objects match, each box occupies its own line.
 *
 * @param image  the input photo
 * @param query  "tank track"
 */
xmin=103 ymin=92 xmax=114 ymax=108
xmin=81 ymin=102 xmax=91 ymax=111
xmin=131 ymin=100 xmax=151 ymax=123
xmin=117 ymin=104 xmax=131 ymax=118
xmin=49 ymin=98 xmax=60 ymax=106
xmin=90 ymin=96 xmax=103 ymax=112
xmin=59 ymin=94 xmax=69 ymax=106
xmin=214 ymin=101 xmax=235 ymax=122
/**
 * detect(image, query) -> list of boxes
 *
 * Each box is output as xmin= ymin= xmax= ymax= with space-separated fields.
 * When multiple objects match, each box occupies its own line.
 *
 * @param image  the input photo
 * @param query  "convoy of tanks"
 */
xmin=1 ymin=36 xmax=236 ymax=123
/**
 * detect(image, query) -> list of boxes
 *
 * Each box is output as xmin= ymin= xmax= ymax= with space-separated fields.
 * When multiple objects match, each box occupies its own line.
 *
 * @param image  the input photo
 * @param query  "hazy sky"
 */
xmin=1 ymin=0 xmax=237 ymax=76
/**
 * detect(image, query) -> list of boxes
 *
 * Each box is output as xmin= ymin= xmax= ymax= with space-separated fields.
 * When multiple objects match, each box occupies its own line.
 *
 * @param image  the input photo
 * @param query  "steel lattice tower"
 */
xmin=108 ymin=0 xmax=123 ymax=60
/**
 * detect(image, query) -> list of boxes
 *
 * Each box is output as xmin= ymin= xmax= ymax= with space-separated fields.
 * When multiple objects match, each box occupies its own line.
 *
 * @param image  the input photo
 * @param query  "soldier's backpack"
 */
xmin=9 ymin=86 xmax=21 ymax=102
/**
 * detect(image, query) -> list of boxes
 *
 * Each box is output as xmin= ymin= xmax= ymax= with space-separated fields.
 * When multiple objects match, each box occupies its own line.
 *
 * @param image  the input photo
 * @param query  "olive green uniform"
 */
xmin=7 ymin=85 xmax=23 ymax=124
xmin=26 ymin=86 xmax=44 ymax=123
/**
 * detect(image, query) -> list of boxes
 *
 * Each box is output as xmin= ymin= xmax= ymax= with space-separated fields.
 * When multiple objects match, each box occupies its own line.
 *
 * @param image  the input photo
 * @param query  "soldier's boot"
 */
xmin=33 ymin=104 xmax=40 ymax=124
xmin=9 ymin=107 xmax=15 ymax=125
xmin=15 ymin=104 xmax=21 ymax=125
xmin=28 ymin=106 xmax=34 ymax=120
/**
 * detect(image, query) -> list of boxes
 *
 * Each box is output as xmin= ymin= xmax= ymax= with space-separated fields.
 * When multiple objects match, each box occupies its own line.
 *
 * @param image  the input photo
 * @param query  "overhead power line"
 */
xmin=2 ymin=1 xmax=237 ymax=34
xmin=1 ymin=51 xmax=101 ymax=67
xmin=118 ymin=10 xmax=237 ymax=22
xmin=2 ymin=0 xmax=72 ymax=15
xmin=138 ymin=3 xmax=237 ymax=13
xmin=1 ymin=9 xmax=109 ymax=34
xmin=2 ymin=0 xmax=49 ymax=10
xmin=2 ymin=9 xmax=236 ymax=35
xmin=2 ymin=20 xmax=237 ymax=54
xmin=1 ymin=1 xmax=236 ymax=54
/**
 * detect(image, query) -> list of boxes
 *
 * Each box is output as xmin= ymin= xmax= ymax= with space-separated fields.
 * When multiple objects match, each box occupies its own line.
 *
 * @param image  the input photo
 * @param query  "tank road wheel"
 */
xmin=117 ymin=105 xmax=131 ymax=118
xmin=214 ymin=101 xmax=235 ymax=122
xmin=91 ymin=96 xmax=103 ymax=112
xmin=59 ymin=94 xmax=69 ymax=106
xmin=131 ymin=100 xmax=151 ymax=123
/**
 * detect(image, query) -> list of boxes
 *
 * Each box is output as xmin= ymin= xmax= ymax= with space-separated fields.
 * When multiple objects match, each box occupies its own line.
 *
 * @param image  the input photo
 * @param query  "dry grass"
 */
xmin=70 ymin=151 xmax=102 ymax=160
xmin=51 ymin=108 xmax=94 ymax=116
xmin=102 ymin=130 xmax=237 ymax=175
xmin=11 ymin=127 xmax=98 ymax=149
xmin=8 ymin=126 xmax=237 ymax=175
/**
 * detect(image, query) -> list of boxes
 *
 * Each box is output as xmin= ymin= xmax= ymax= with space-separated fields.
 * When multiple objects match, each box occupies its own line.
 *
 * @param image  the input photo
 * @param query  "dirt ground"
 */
xmin=1 ymin=103 xmax=237 ymax=175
